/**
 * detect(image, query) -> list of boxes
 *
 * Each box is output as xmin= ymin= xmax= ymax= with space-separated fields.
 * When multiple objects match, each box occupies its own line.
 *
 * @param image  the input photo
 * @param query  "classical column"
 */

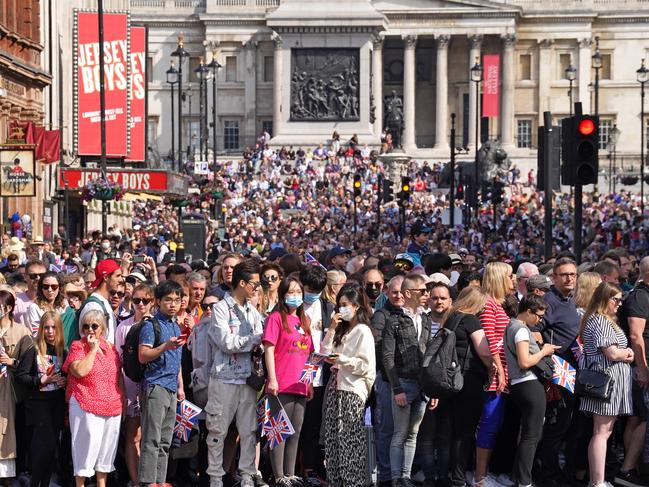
xmin=434 ymin=35 xmax=450 ymax=151
xmin=403 ymin=34 xmax=417 ymax=151
xmin=538 ymin=39 xmax=553 ymax=125
xmin=243 ymin=40 xmax=257 ymax=146
xmin=271 ymin=32 xmax=283 ymax=138
xmin=372 ymin=35 xmax=384 ymax=137
xmin=578 ymin=38 xmax=592 ymax=113
xmin=468 ymin=35 xmax=482 ymax=149
xmin=501 ymin=33 xmax=516 ymax=149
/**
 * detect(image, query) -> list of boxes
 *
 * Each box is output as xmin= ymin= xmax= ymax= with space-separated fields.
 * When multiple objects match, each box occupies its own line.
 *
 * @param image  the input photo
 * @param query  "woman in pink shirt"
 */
xmin=63 ymin=309 xmax=123 ymax=487
xmin=264 ymin=275 xmax=314 ymax=487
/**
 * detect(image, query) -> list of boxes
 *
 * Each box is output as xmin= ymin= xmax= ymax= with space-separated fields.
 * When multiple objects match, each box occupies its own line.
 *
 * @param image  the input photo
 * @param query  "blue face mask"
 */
xmin=303 ymin=292 xmax=321 ymax=305
xmin=285 ymin=296 xmax=304 ymax=309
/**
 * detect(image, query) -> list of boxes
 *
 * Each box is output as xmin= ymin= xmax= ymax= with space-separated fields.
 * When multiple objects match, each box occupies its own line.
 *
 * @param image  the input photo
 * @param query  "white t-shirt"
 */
xmin=510 ymin=327 xmax=537 ymax=386
xmin=305 ymin=299 xmax=324 ymax=387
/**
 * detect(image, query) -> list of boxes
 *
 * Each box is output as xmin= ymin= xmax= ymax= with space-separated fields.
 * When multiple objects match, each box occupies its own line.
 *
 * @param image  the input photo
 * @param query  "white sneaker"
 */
xmin=496 ymin=474 xmax=516 ymax=487
xmin=477 ymin=476 xmax=503 ymax=487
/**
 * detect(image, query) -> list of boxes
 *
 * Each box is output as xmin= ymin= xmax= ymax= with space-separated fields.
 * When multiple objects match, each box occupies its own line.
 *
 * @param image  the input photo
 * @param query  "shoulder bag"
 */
xmin=575 ymin=362 xmax=614 ymax=400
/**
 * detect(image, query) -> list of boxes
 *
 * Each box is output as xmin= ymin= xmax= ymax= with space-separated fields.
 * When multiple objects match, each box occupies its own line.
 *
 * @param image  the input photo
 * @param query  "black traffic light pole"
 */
xmin=377 ymin=173 xmax=382 ymax=226
xmin=543 ymin=111 xmax=554 ymax=261
xmin=574 ymin=103 xmax=583 ymax=264
xmin=450 ymin=113 xmax=456 ymax=227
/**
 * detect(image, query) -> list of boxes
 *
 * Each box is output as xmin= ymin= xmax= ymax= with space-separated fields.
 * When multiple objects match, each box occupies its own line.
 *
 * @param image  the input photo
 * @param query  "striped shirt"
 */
xmin=480 ymin=297 xmax=510 ymax=392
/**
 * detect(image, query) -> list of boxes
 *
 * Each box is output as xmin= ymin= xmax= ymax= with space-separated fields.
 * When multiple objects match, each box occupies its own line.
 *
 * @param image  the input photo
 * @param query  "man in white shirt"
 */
xmin=78 ymin=259 xmax=123 ymax=344
xmin=14 ymin=259 xmax=46 ymax=327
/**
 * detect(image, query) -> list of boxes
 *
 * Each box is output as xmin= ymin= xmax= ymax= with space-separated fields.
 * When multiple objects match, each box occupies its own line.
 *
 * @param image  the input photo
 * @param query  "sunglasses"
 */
xmin=263 ymin=275 xmax=279 ymax=283
xmin=110 ymin=291 xmax=125 ymax=298
xmin=200 ymin=302 xmax=215 ymax=311
xmin=82 ymin=323 xmax=100 ymax=331
xmin=132 ymin=298 xmax=152 ymax=305
xmin=42 ymin=284 xmax=59 ymax=291
xmin=28 ymin=273 xmax=45 ymax=280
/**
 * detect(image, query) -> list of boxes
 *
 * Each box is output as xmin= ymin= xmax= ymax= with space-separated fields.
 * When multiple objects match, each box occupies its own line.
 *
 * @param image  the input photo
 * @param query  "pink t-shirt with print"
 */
xmin=263 ymin=311 xmax=314 ymax=396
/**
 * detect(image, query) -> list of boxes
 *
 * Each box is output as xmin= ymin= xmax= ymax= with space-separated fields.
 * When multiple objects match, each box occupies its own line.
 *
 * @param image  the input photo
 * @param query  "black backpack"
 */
xmin=122 ymin=317 xmax=162 ymax=382
xmin=418 ymin=314 xmax=467 ymax=399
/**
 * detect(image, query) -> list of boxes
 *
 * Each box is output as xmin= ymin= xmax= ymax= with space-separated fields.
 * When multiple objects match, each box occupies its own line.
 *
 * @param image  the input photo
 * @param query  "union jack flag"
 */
xmin=30 ymin=322 xmax=39 ymax=338
xmin=0 ymin=346 xmax=7 ymax=378
xmin=552 ymin=355 xmax=576 ymax=394
xmin=49 ymin=264 xmax=62 ymax=273
xmin=299 ymin=363 xmax=318 ymax=384
xmin=263 ymin=405 xmax=295 ymax=450
xmin=308 ymin=352 xmax=328 ymax=367
xmin=174 ymin=400 xmax=202 ymax=442
xmin=257 ymin=396 xmax=271 ymax=434
xmin=571 ymin=337 xmax=584 ymax=365
xmin=304 ymin=252 xmax=327 ymax=271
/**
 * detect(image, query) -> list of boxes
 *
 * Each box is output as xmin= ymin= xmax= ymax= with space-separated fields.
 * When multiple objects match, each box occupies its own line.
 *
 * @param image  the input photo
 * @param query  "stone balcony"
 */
xmin=130 ymin=0 xmax=280 ymax=10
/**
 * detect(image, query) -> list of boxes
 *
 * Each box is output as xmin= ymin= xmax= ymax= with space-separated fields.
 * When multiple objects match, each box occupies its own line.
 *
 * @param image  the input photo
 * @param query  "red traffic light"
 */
xmin=578 ymin=118 xmax=595 ymax=136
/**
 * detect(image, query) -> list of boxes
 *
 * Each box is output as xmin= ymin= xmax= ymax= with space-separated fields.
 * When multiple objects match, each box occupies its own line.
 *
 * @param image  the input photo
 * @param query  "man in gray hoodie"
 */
xmin=206 ymin=259 xmax=264 ymax=487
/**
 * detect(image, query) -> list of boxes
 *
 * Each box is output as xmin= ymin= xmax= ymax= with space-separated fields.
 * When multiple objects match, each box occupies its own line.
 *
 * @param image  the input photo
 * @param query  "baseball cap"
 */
xmin=91 ymin=259 xmax=121 ymax=288
xmin=449 ymin=253 xmax=462 ymax=265
xmin=126 ymin=271 xmax=147 ymax=285
xmin=329 ymin=245 xmax=352 ymax=259
xmin=526 ymin=274 xmax=552 ymax=292
xmin=429 ymin=272 xmax=451 ymax=286
xmin=393 ymin=253 xmax=415 ymax=271
xmin=458 ymin=248 xmax=469 ymax=255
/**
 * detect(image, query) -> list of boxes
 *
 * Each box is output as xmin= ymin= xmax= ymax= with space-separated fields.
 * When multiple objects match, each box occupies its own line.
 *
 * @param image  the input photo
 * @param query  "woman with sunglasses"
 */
xmin=115 ymin=283 xmax=155 ymax=487
xmin=263 ymin=275 xmax=314 ymax=486
xmin=13 ymin=311 xmax=67 ymax=487
xmin=579 ymin=282 xmax=633 ymax=487
xmin=258 ymin=263 xmax=283 ymax=316
xmin=0 ymin=290 xmax=33 ymax=484
xmin=24 ymin=271 xmax=67 ymax=337
xmin=63 ymin=310 xmax=123 ymax=487
xmin=323 ymin=270 xmax=346 ymax=308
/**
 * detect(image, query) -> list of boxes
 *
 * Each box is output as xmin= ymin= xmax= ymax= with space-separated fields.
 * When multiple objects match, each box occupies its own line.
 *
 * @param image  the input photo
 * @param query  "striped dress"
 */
xmin=579 ymin=313 xmax=632 ymax=417
xmin=480 ymin=297 xmax=510 ymax=392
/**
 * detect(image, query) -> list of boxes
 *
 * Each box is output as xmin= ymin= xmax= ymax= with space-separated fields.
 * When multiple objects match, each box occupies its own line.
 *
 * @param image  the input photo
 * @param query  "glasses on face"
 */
xmin=535 ymin=312 xmax=545 ymax=320
xmin=82 ymin=323 xmax=100 ymax=332
xmin=247 ymin=281 xmax=261 ymax=290
xmin=28 ymin=273 xmax=44 ymax=281
xmin=42 ymin=284 xmax=59 ymax=291
xmin=263 ymin=275 xmax=279 ymax=283
xmin=408 ymin=288 xmax=430 ymax=295
xmin=132 ymin=297 xmax=152 ymax=305
xmin=66 ymin=294 xmax=81 ymax=302
xmin=200 ymin=302 xmax=216 ymax=311
xmin=610 ymin=296 xmax=623 ymax=305
xmin=110 ymin=291 xmax=125 ymax=298
xmin=556 ymin=272 xmax=577 ymax=280
xmin=366 ymin=282 xmax=382 ymax=289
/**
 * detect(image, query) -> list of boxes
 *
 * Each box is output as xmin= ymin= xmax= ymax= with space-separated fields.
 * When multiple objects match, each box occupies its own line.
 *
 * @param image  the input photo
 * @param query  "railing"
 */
xmin=174 ymin=0 xmax=205 ymax=6
xmin=131 ymin=0 xmax=166 ymax=6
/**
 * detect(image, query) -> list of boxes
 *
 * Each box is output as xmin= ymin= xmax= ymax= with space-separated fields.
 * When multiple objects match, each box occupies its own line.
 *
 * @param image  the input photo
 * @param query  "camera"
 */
xmin=133 ymin=255 xmax=145 ymax=264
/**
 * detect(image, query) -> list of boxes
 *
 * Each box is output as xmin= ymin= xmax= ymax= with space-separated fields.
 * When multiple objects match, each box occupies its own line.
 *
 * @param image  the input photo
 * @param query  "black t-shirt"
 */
xmin=446 ymin=311 xmax=487 ymax=381
xmin=619 ymin=282 xmax=649 ymax=359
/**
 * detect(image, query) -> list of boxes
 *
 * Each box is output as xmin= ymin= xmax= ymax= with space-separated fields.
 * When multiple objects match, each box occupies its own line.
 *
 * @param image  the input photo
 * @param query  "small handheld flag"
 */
xmin=551 ymin=355 xmax=576 ymax=394
xmin=304 ymin=252 xmax=327 ymax=271
xmin=174 ymin=400 xmax=202 ymax=442
xmin=0 ymin=346 xmax=6 ymax=378
xmin=570 ymin=337 xmax=584 ymax=365
xmin=299 ymin=363 xmax=318 ymax=384
xmin=258 ymin=394 xmax=295 ymax=449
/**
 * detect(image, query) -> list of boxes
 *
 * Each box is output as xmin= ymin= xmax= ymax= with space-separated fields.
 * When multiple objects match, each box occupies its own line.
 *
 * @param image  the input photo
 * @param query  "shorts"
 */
xmin=475 ymin=392 xmax=507 ymax=450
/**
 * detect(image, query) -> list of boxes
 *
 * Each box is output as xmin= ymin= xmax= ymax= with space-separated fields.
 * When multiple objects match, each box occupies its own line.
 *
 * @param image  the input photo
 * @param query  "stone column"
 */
xmin=538 ymin=39 xmax=553 ymax=125
xmin=403 ymin=34 xmax=417 ymax=151
xmin=372 ymin=35 xmax=384 ymax=137
xmin=501 ymin=33 xmax=516 ymax=149
xmin=243 ymin=40 xmax=257 ymax=146
xmin=468 ymin=35 xmax=482 ymax=150
xmin=578 ymin=38 xmax=592 ymax=113
xmin=271 ymin=32 xmax=283 ymax=138
xmin=434 ymin=35 xmax=450 ymax=151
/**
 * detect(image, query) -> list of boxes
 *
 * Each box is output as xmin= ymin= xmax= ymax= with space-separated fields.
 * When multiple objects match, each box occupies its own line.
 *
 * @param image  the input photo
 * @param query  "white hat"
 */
xmin=8 ymin=237 xmax=24 ymax=253
xmin=428 ymin=273 xmax=451 ymax=286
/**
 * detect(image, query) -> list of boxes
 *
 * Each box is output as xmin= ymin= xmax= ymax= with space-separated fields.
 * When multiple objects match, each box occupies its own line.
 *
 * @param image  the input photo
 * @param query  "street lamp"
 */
xmin=637 ymin=58 xmax=648 ymax=214
xmin=471 ymin=56 xmax=483 ymax=216
xmin=171 ymin=35 xmax=189 ymax=173
xmin=194 ymin=57 xmax=209 ymax=163
xmin=565 ymin=63 xmax=576 ymax=117
xmin=592 ymin=36 xmax=602 ymax=117
xmin=166 ymin=61 xmax=178 ymax=171
xmin=607 ymin=124 xmax=620 ymax=194
xmin=206 ymin=49 xmax=222 ymax=166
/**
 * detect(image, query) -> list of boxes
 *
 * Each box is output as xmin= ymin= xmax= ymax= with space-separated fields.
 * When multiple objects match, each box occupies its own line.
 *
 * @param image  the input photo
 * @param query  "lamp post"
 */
xmin=194 ymin=58 xmax=209 ymax=163
xmin=608 ymin=124 xmax=620 ymax=194
xmin=171 ymin=35 xmax=189 ymax=173
xmin=166 ymin=61 xmax=178 ymax=171
xmin=470 ymin=56 xmax=483 ymax=218
xmin=206 ymin=49 xmax=221 ymax=166
xmin=592 ymin=36 xmax=602 ymax=194
xmin=565 ymin=63 xmax=576 ymax=117
xmin=637 ymin=59 xmax=648 ymax=215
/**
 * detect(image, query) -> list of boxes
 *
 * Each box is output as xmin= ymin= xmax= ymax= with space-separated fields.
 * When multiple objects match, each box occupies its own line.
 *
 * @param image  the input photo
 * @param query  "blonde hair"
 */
xmin=449 ymin=286 xmax=488 ymax=317
xmin=36 ymin=311 xmax=65 ymax=363
xmin=579 ymin=281 xmax=622 ymax=338
xmin=79 ymin=309 xmax=108 ymax=339
xmin=574 ymin=272 xmax=602 ymax=309
xmin=323 ymin=270 xmax=346 ymax=303
xmin=482 ymin=262 xmax=513 ymax=303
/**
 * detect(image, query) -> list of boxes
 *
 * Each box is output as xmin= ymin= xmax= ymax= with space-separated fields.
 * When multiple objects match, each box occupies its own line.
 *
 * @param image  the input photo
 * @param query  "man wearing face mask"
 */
xmin=363 ymin=268 xmax=385 ymax=308
xmin=297 ymin=265 xmax=330 ymax=484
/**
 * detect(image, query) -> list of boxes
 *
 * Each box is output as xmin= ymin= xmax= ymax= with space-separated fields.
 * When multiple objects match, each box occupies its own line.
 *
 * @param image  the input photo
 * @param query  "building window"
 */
xmin=518 ymin=53 xmax=532 ymax=81
xmin=224 ymin=120 xmax=240 ymax=150
xmin=225 ymin=56 xmax=238 ymax=82
xmin=262 ymin=120 xmax=273 ymax=137
xmin=146 ymin=56 xmax=153 ymax=83
xmin=189 ymin=57 xmax=200 ymax=82
xmin=599 ymin=119 xmax=612 ymax=150
xmin=601 ymin=53 xmax=612 ymax=80
xmin=559 ymin=53 xmax=571 ymax=79
xmin=517 ymin=119 xmax=533 ymax=148
xmin=263 ymin=56 xmax=274 ymax=83
xmin=147 ymin=117 xmax=158 ymax=146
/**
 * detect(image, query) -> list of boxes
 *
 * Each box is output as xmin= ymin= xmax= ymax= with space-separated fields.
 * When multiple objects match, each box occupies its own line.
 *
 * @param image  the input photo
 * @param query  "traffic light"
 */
xmin=382 ymin=179 xmax=394 ymax=203
xmin=398 ymin=177 xmax=411 ymax=206
xmin=492 ymin=181 xmax=505 ymax=204
xmin=456 ymin=183 xmax=464 ymax=200
xmin=537 ymin=125 xmax=561 ymax=191
xmin=561 ymin=114 xmax=599 ymax=185
xmin=353 ymin=174 xmax=362 ymax=198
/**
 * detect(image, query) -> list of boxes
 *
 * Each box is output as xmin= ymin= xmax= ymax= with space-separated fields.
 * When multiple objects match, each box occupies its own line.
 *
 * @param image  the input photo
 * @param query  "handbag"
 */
xmin=575 ymin=363 xmax=614 ymax=400
xmin=531 ymin=356 xmax=555 ymax=384
xmin=227 ymin=298 xmax=267 ymax=392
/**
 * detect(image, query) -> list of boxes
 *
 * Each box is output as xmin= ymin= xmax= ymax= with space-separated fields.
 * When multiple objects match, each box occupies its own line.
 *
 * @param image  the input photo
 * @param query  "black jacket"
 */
xmin=371 ymin=300 xmax=400 ymax=377
xmin=382 ymin=307 xmax=432 ymax=394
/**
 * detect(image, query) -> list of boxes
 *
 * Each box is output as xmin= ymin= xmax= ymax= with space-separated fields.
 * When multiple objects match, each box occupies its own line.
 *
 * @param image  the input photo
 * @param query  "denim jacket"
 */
xmin=207 ymin=293 xmax=264 ymax=381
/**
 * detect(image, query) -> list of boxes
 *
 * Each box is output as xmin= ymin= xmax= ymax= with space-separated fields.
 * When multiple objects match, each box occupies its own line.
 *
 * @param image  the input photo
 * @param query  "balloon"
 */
xmin=21 ymin=214 xmax=31 ymax=224
xmin=10 ymin=212 xmax=20 ymax=223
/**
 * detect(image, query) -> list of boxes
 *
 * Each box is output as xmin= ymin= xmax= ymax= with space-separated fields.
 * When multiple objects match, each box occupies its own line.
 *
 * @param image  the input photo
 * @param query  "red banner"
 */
xmin=482 ymin=54 xmax=500 ymax=118
xmin=59 ymin=169 xmax=169 ymax=192
xmin=126 ymin=26 xmax=146 ymax=162
xmin=75 ymin=11 xmax=129 ymax=157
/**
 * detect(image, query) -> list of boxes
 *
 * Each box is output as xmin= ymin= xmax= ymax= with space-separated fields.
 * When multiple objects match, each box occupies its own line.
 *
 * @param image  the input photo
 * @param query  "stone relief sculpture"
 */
xmin=479 ymin=139 xmax=512 ymax=181
xmin=290 ymin=48 xmax=360 ymax=121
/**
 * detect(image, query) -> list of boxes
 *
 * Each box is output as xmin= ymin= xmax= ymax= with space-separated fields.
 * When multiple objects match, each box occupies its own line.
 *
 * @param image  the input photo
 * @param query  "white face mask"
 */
xmin=339 ymin=305 xmax=355 ymax=322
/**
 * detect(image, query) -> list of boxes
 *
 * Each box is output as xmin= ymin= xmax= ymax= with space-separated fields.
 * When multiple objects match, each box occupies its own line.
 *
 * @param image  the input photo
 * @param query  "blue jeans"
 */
xmin=373 ymin=374 xmax=394 ymax=482
xmin=390 ymin=378 xmax=426 ymax=480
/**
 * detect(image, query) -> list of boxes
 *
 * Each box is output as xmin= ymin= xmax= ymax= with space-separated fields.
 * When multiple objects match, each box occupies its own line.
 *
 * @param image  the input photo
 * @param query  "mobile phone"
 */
xmin=550 ymin=330 xmax=554 ymax=345
xmin=133 ymin=255 xmax=145 ymax=264
xmin=46 ymin=364 xmax=54 ymax=375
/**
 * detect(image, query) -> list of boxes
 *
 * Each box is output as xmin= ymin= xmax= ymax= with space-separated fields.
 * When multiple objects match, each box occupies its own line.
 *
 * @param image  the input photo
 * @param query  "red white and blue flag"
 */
xmin=174 ymin=400 xmax=202 ymax=442
xmin=552 ymin=355 xmax=576 ymax=394
xmin=263 ymin=404 xmax=295 ymax=450
xmin=0 ymin=346 xmax=6 ymax=378
xmin=571 ymin=337 xmax=584 ymax=365
xmin=308 ymin=352 xmax=328 ymax=367
xmin=305 ymin=252 xmax=327 ymax=271
xmin=257 ymin=395 xmax=271 ymax=433
xmin=299 ymin=363 xmax=318 ymax=384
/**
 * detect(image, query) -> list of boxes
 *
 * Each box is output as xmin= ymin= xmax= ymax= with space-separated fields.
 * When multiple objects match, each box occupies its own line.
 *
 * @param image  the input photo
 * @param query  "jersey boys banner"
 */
xmin=482 ymin=54 xmax=500 ymax=118
xmin=74 ymin=11 xmax=130 ymax=157
xmin=126 ymin=26 xmax=146 ymax=162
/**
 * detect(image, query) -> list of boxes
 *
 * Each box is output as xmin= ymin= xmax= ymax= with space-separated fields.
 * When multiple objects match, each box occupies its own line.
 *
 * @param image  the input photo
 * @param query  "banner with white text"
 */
xmin=126 ymin=26 xmax=146 ymax=162
xmin=482 ymin=54 xmax=500 ymax=118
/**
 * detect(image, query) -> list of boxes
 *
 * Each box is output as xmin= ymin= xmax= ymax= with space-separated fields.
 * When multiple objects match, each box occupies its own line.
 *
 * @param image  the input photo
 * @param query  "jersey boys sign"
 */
xmin=126 ymin=26 xmax=146 ymax=162
xmin=74 ymin=11 xmax=130 ymax=157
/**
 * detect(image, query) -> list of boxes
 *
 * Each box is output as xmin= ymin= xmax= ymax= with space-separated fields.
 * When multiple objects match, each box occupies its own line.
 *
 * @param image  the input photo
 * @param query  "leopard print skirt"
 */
xmin=323 ymin=374 xmax=366 ymax=487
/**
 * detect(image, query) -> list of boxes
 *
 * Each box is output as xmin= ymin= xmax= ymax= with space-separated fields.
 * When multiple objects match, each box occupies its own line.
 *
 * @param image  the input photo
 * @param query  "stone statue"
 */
xmin=384 ymin=90 xmax=404 ymax=150
xmin=478 ymin=139 xmax=512 ymax=181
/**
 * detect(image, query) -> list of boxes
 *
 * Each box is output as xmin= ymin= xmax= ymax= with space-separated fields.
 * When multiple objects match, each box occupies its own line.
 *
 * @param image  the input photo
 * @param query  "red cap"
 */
xmin=91 ymin=259 xmax=121 ymax=288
